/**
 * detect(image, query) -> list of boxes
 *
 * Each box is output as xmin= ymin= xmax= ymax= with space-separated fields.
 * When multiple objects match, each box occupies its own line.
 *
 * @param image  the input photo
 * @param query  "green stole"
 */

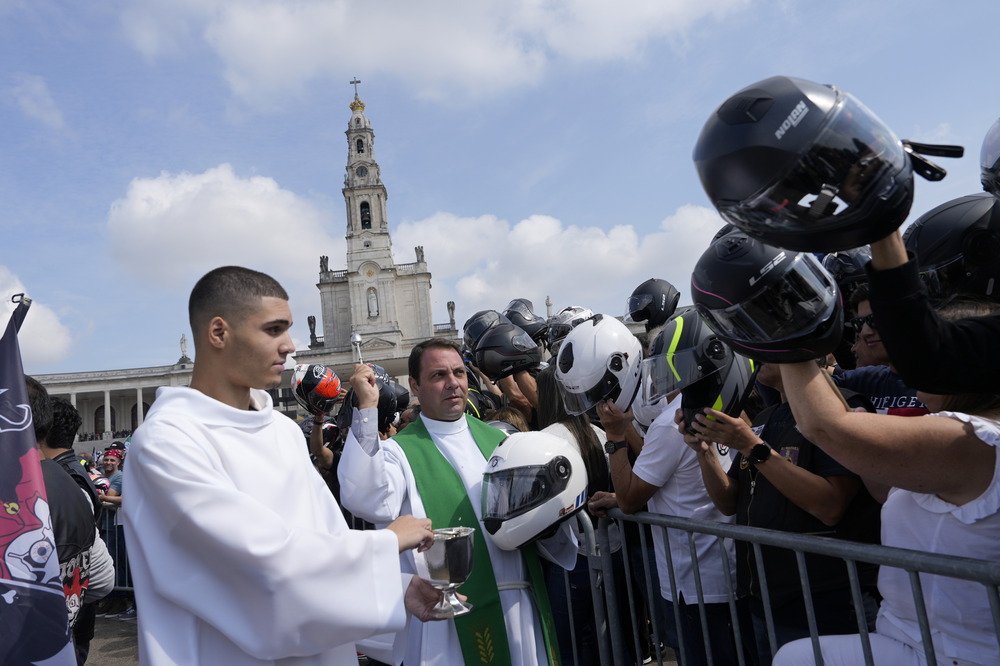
xmin=393 ymin=415 xmax=560 ymax=666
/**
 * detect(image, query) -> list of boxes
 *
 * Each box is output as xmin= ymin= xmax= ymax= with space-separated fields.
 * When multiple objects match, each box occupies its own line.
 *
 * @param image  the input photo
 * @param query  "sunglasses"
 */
xmin=849 ymin=313 xmax=877 ymax=331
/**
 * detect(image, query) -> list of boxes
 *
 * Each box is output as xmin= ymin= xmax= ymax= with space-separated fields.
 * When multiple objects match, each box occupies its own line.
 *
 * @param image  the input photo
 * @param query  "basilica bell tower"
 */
xmin=301 ymin=81 xmax=453 ymax=378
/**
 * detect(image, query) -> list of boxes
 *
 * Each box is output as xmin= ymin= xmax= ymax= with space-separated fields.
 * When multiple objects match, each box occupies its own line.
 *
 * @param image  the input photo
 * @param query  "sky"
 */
xmin=3 ymin=0 xmax=999 ymax=375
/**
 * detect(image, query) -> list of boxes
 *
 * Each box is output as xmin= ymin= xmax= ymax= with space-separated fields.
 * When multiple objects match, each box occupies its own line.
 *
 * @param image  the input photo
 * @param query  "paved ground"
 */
xmin=88 ymin=614 xmax=139 ymax=665
xmin=87 ymin=614 xmax=678 ymax=665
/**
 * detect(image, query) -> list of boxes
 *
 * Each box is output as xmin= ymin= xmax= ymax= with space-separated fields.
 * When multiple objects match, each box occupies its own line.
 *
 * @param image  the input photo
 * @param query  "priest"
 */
xmin=340 ymin=338 xmax=577 ymax=665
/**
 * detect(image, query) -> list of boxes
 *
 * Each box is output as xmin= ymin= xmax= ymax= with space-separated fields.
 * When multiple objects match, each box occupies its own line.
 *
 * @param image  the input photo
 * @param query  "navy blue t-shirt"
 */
xmin=833 ymin=364 xmax=927 ymax=416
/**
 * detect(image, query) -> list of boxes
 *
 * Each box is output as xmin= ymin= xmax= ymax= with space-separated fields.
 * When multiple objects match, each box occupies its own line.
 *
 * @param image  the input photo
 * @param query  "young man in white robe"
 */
xmin=339 ymin=339 xmax=577 ymax=666
xmin=122 ymin=265 xmax=443 ymax=666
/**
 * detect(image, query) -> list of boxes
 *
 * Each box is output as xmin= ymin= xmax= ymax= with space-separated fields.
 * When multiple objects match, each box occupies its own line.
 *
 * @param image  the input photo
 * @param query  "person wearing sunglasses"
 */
xmin=828 ymin=286 xmax=928 ymax=452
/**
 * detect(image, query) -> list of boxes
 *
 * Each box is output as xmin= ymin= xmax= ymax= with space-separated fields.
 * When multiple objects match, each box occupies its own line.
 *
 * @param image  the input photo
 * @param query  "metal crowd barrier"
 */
xmin=99 ymin=506 xmax=133 ymax=595
xmin=590 ymin=508 xmax=1000 ymax=666
xmin=101 ymin=497 xmax=1000 ymax=666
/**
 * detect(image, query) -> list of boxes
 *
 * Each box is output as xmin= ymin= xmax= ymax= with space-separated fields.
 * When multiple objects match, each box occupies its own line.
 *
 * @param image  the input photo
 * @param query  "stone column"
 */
xmin=136 ymin=387 xmax=144 ymax=427
xmin=69 ymin=393 xmax=76 ymax=408
xmin=104 ymin=390 xmax=111 ymax=438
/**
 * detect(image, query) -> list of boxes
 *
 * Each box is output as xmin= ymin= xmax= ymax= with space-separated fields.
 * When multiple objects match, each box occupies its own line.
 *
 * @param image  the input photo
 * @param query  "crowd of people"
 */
xmin=16 ymin=73 xmax=1000 ymax=666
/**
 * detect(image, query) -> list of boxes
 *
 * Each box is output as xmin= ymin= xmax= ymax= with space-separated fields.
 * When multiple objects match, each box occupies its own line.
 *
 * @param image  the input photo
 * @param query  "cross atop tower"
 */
xmin=350 ymin=77 xmax=361 ymax=98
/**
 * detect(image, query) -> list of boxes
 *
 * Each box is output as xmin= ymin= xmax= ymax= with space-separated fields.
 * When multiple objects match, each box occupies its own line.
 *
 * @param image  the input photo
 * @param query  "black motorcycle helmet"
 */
xmin=642 ymin=310 xmax=758 ymax=430
xmin=822 ymin=246 xmax=871 ymax=288
xmin=465 ymin=363 xmax=501 ymax=419
xmin=694 ymin=75 xmax=913 ymax=252
xmin=389 ymin=381 xmax=410 ymax=423
xmin=903 ymin=193 xmax=1000 ymax=303
xmin=625 ymin=278 xmax=681 ymax=332
xmin=822 ymin=245 xmax=871 ymax=301
xmin=334 ymin=372 xmax=404 ymax=434
xmin=503 ymin=298 xmax=548 ymax=343
xmin=473 ymin=322 xmax=541 ymax=382
xmin=981 ymin=117 xmax=1000 ymax=195
xmin=463 ymin=310 xmax=511 ymax=351
xmin=691 ymin=230 xmax=843 ymax=363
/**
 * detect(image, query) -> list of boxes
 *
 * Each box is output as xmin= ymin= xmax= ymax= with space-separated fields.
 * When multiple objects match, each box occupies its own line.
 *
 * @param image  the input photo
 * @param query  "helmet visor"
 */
xmin=982 ymin=118 xmax=1000 ymax=172
xmin=699 ymin=253 xmax=839 ymax=344
xmin=982 ymin=118 xmax=1000 ymax=194
xmin=504 ymin=298 xmax=534 ymax=319
xmin=558 ymin=369 xmax=621 ymax=415
xmin=641 ymin=347 xmax=730 ymax=404
xmin=482 ymin=463 xmax=569 ymax=521
xmin=547 ymin=322 xmax=574 ymax=345
xmin=464 ymin=311 xmax=506 ymax=350
xmin=510 ymin=329 xmax=538 ymax=352
xmin=625 ymin=293 xmax=654 ymax=322
xmin=917 ymin=254 xmax=967 ymax=304
xmin=718 ymin=92 xmax=906 ymax=235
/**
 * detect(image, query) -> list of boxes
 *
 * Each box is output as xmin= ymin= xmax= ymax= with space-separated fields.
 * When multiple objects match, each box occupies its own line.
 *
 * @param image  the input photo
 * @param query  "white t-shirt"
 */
xmin=631 ymin=395 xmax=736 ymax=604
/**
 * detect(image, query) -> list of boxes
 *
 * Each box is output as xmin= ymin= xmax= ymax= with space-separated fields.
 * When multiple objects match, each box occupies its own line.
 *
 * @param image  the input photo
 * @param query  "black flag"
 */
xmin=0 ymin=297 xmax=75 ymax=664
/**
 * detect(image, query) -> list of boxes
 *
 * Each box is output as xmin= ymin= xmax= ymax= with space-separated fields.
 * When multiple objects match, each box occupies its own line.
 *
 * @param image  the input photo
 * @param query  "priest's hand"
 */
xmin=387 ymin=515 xmax=435 ymax=553
xmin=349 ymin=363 xmax=380 ymax=409
xmin=404 ymin=576 xmax=467 ymax=622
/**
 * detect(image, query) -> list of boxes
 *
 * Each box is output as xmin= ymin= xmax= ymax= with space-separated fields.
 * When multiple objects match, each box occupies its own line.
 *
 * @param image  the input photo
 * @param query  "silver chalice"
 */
xmin=421 ymin=526 xmax=475 ymax=619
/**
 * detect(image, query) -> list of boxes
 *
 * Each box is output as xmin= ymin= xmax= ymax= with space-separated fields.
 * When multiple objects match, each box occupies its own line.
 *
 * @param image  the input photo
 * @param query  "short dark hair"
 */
xmin=48 ymin=397 xmax=82 ymax=450
xmin=25 ymin=376 xmax=52 ymax=443
xmin=408 ymin=338 xmax=463 ymax=382
xmin=847 ymin=282 xmax=870 ymax=316
xmin=188 ymin=266 xmax=289 ymax=334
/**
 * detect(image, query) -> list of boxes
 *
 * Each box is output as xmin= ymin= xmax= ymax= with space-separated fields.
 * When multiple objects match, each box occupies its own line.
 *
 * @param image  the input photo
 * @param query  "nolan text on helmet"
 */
xmin=774 ymin=100 xmax=809 ymax=141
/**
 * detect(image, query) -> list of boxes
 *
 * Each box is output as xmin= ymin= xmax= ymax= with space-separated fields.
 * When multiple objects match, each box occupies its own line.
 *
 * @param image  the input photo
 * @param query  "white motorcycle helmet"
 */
xmin=482 ymin=431 xmax=589 ymax=551
xmin=554 ymin=314 xmax=643 ymax=416
xmin=546 ymin=305 xmax=594 ymax=354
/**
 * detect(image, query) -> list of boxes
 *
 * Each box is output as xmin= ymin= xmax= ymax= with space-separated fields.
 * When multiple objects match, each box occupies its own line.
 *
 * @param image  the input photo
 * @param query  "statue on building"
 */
xmin=447 ymin=301 xmax=455 ymax=327
xmin=320 ymin=255 xmax=329 ymax=272
xmin=367 ymin=288 xmax=379 ymax=318
xmin=415 ymin=246 xmax=424 ymax=263
xmin=308 ymin=315 xmax=318 ymax=345
xmin=178 ymin=333 xmax=191 ymax=363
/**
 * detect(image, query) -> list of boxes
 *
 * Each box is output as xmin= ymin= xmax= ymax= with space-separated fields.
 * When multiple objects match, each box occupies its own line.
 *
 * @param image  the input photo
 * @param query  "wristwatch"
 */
xmin=604 ymin=439 xmax=628 ymax=455
xmin=748 ymin=442 xmax=772 ymax=465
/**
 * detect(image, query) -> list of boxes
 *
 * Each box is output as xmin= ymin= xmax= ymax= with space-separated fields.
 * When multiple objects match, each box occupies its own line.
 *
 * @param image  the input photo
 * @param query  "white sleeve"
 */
xmin=86 ymin=527 xmax=115 ymax=601
xmin=338 ymin=407 xmax=410 ymax=524
xmin=123 ymin=420 xmax=406 ymax=661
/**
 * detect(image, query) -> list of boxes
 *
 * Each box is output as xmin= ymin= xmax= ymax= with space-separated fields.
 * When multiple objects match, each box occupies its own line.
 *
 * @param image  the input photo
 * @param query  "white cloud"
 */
xmin=9 ymin=73 xmax=65 ymax=130
xmin=119 ymin=0 xmax=749 ymax=107
xmin=0 ymin=267 xmax=74 ymax=368
xmin=107 ymin=163 xmax=342 ymax=287
xmin=106 ymin=164 xmax=344 ymax=353
xmin=392 ymin=204 xmax=725 ymax=329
